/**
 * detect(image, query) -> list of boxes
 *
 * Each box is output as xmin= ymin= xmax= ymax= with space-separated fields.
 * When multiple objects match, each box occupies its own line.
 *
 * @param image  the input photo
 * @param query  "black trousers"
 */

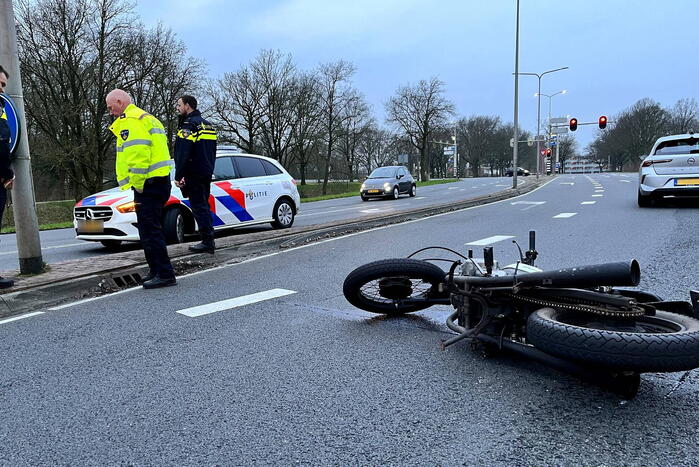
xmin=185 ymin=176 xmax=214 ymax=245
xmin=0 ymin=185 xmax=6 ymax=230
xmin=134 ymin=177 xmax=175 ymax=279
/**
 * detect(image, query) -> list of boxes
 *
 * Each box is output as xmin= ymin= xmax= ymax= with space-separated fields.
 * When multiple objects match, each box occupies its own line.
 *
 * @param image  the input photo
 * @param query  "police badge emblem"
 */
xmin=180 ymin=129 xmax=192 ymax=138
xmin=120 ymin=129 xmax=129 ymax=141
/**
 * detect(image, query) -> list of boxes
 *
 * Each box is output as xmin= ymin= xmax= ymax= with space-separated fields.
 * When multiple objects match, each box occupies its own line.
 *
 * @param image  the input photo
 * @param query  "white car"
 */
xmin=638 ymin=133 xmax=699 ymax=206
xmin=74 ymin=150 xmax=301 ymax=248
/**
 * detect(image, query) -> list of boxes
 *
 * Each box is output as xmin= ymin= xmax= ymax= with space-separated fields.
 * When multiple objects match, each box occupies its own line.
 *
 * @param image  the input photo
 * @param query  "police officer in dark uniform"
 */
xmin=174 ymin=95 xmax=217 ymax=254
xmin=0 ymin=65 xmax=15 ymax=289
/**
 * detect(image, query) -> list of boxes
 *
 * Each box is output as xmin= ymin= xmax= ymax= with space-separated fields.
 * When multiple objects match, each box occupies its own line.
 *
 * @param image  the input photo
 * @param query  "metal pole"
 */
xmin=512 ymin=0 xmax=520 ymax=189
xmin=0 ymin=0 xmax=43 ymax=274
xmin=536 ymin=77 xmax=541 ymax=180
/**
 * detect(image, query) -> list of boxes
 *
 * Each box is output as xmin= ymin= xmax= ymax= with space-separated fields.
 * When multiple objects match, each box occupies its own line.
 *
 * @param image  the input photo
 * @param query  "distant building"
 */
xmin=564 ymin=156 xmax=601 ymax=174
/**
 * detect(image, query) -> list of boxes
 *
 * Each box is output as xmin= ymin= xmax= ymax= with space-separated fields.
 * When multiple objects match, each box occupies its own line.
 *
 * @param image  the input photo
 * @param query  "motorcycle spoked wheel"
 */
xmin=343 ymin=258 xmax=446 ymax=314
xmin=527 ymin=308 xmax=699 ymax=373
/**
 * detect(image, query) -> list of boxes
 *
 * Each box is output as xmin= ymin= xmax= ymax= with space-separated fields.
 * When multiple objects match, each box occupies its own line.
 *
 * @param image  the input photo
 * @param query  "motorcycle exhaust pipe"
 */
xmin=456 ymin=260 xmax=640 ymax=289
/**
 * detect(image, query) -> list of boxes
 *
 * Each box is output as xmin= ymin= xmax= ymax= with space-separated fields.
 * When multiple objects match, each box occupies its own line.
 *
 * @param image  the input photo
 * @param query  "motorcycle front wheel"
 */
xmin=527 ymin=308 xmax=699 ymax=372
xmin=343 ymin=258 xmax=446 ymax=314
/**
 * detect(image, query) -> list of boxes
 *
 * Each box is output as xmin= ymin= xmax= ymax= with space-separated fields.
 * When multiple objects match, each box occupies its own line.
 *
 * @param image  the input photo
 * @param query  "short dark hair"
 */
xmin=179 ymin=95 xmax=197 ymax=110
xmin=0 ymin=65 xmax=8 ymax=79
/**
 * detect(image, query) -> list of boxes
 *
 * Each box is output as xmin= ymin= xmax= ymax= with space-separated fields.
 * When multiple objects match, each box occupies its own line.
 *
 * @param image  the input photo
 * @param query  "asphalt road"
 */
xmin=1 ymin=172 xmax=698 ymax=465
xmin=0 ymin=176 xmax=526 ymax=265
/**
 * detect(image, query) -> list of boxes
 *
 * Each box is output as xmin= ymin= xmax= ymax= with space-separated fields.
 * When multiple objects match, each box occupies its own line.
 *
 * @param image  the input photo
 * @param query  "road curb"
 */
xmin=0 ymin=177 xmax=553 ymax=318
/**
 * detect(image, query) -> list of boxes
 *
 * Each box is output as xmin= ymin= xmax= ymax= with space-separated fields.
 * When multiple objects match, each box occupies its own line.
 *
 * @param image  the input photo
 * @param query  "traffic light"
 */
xmin=545 ymin=148 xmax=552 ymax=157
xmin=598 ymin=115 xmax=608 ymax=129
xmin=569 ymin=118 xmax=578 ymax=131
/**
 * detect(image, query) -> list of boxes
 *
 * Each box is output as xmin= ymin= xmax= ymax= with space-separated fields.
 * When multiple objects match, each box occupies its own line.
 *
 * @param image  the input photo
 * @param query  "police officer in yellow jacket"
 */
xmin=106 ymin=89 xmax=176 ymax=289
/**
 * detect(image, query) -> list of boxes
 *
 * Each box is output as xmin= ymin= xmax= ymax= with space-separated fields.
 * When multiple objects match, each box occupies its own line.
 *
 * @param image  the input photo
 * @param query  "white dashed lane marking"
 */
xmin=176 ymin=289 xmax=298 ymax=318
xmin=466 ymin=235 xmax=515 ymax=246
xmin=553 ymin=213 xmax=577 ymax=218
xmin=581 ymin=201 xmax=596 ymax=205
xmin=592 ymin=194 xmax=603 ymax=197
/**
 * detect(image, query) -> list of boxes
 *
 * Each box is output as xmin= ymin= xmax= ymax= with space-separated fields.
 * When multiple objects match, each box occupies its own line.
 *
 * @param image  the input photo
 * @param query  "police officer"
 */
xmin=105 ymin=89 xmax=176 ymax=289
xmin=174 ymin=95 xmax=217 ymax=254
xmin=0 ymin=65 xmax=15 ymax=289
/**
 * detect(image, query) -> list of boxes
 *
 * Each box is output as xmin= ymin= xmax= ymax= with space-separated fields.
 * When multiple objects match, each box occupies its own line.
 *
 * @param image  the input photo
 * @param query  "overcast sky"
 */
xmin=136 ymin=0 xmax=698 ymax=149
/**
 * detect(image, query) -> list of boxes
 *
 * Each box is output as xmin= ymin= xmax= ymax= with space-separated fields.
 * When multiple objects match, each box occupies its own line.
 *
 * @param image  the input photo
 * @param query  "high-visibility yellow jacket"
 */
xmin=109 ymin=104 xmax=173 ymax=191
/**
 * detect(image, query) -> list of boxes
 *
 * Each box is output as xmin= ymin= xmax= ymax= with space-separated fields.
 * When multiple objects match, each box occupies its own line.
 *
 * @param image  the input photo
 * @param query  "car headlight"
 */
xmin=384 ymin=182 xmax=391 ymax=191
xmin=116 ymin=201 xmax=136 ymax=213
xmin=361 ymin=183 xmax=366 ymax=190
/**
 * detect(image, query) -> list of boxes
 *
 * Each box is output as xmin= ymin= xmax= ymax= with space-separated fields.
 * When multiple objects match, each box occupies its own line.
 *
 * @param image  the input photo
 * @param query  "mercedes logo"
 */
xmin=86 ymin=208 xmax=95 ymax=220
xmin=688 ymin=158 xmax=696 ymax=165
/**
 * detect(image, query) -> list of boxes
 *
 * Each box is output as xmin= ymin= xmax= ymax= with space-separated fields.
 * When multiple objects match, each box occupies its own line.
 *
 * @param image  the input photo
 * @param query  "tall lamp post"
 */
xmin=516 ymin=67 xmax=568 ymax=179
xmin=511 ymin=0 xmax=520 ymax=188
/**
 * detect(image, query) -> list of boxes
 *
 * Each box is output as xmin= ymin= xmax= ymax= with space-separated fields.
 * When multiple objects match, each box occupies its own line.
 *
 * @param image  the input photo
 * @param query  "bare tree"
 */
xmin=337 ymin=94 xmax=371 ymax=181
xmin=16 ymin=0 xmax=198 ymax=199
xmin=207 ymin=66 xmax=265 ymax=154
xmin=668 ymin=98 xmax=699 ymax=134
xmin=317 ymin=60 xmax=356 ymax=194
xmin=456 ymin=116 xmax=499 ymax=177
xmin=357 ymin=125 xmax=394 ymax=176
xmin=385 ymin=77 xmax=454 ymax=181
xmin=557 ymin=134 xmax=578 ymax=171
xmin=289 ymin=72 xmax=323 ymax=185
xmin=253 ymin=50 xmax=297 ymax=166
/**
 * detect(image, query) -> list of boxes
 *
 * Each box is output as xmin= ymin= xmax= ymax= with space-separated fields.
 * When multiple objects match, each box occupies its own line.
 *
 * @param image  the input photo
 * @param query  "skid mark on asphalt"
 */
xmin=176 ymin=288 xmax=297 ymax=317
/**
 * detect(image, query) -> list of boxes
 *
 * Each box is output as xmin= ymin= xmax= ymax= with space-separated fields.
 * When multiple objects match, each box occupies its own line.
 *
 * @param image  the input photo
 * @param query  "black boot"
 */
xmin=140 ymin=270 xmax=155 ymax=283
xmin=0 ymin=277 xmax=13 ymax=289
xmin=142 ymin=276 xmax=177 ymax=289
xmin=189 ymin=241 xmax=215 ymax=254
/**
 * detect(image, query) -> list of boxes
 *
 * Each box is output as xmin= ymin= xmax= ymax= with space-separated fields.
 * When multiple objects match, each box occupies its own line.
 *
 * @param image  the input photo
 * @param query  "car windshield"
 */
xmin=368 ymin=167 xmax=396 ymax=178
xmin=654 ymin=138 xmax=699 ymax=155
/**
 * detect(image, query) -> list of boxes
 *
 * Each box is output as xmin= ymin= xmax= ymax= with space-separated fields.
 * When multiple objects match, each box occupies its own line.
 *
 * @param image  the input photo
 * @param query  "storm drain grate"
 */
xmin=112 ymin=272 xmax=143 ymax=287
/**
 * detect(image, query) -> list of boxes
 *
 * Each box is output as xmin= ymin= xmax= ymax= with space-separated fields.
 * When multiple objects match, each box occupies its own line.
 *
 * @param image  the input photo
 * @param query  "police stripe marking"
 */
xmin=466 ymin=235 xmax=514 ymax=246
xmin=176 ymin=289 xmax=297 ymax=318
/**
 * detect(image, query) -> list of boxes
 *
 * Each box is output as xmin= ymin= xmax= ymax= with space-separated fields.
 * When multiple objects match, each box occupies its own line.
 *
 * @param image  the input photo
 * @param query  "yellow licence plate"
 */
xmin=676 ymin=178 xmax=699 ymax=186
xmin=367 ymin=189 xmax=380 ymax=193
xmin=77 ymin=219 xmax=104 ymax=234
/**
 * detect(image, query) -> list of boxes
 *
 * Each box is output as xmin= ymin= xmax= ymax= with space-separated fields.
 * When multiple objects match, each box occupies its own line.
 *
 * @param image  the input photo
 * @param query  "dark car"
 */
xmin=360 ymin=166 xmax=417 ymax=200
xmin=506 ymin=167 xmax=530 ymax=177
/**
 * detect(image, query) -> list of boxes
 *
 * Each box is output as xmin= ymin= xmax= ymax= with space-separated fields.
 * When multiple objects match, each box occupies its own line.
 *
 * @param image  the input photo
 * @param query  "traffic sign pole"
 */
xmin=0 ymin=0 xmax=44 ymax=274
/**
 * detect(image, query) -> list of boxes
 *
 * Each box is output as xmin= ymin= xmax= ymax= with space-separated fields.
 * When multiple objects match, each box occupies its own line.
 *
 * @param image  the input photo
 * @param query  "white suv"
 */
xmin=73 ymin=150 xmax=301 ymax=248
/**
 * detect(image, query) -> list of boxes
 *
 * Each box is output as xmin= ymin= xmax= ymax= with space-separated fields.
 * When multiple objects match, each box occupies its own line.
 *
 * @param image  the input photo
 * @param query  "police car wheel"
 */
xmin=271 ymin=199 xmax=294 ymax=229
xmin=163 ymin=208 xmax=185 ymax=244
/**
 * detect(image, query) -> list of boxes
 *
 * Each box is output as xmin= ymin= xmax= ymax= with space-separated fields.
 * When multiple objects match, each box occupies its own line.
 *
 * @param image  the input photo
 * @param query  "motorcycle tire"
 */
xmin=527 ymin=307 xmax=699 ymax=372
xmin=343 ymin=258 xmax=446 ymax=314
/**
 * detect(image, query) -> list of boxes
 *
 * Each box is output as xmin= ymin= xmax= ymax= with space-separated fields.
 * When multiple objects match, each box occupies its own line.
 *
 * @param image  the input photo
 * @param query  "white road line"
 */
xmin=48 ymin=287 xmax=137 ymax=310
xmin=560 ymin=182 xmax=575 ymax=185
xmin=176 ymin=288 xmax=297 ymax=318
xmin=466 ymin=235 xmax=515 ymax=246
xmin=448 ymin=187 xmax=459 ymax=190
xmin=511 ymin=201 xmax=546 ymax=211
xmin=0 ymin=242 xmax=86 ymax=257
xmin=592 ymin=194 xmax=603 ymax=197
xmin=620 ymin=180 xmax=632 ymax=183
xmin=595 ymin=190 xmax=604 ymax=193
xmin=415 ymin=197 xmax=426 ymax=200
xmin=553 ymin=213 xmax=577 ymax=218
xmin=495 ymin=184 xmax=508 ymax=187
xmin=0 ymin=311 xmax=44 ymax=325
xmin=360 ymin=208 xmax=384 ymax=213
xmin=581 ymin=201 xmax=596 ymax=205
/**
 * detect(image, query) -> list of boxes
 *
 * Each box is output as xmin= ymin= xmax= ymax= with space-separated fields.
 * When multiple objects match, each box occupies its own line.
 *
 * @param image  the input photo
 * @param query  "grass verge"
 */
xmin=1 ymin=221 xmax=74 ymax=234
xmin=299 ymin=178 xmax=459 ymax=203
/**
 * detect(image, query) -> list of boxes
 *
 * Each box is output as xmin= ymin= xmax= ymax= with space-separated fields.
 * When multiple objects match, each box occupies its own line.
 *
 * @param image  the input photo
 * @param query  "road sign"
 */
xmin=509 ymin=137 xmax=514 ymax=148
xmin=550 ymin=117 xmax=568 ymax=124
xmin=527 ymin=136 xmax=534 ymax=146
xmin=443 ymin=146 xmax=455 ymax=156
xmin=0 ymin=94 xmax=20 ymax=154
xmin=397 ymin=154 xmax=409 ymax=163
xmin=551 ymin=127 xmax=568 ymax=135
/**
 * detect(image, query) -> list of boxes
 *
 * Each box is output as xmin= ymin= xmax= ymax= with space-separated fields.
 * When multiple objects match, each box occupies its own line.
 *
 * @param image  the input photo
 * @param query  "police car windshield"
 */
xmin=368 ymin=167 xmax=396 ymax=178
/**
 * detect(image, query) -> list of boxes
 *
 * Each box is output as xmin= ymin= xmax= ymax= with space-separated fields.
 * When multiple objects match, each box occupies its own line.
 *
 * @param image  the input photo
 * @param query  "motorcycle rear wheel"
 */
xmin=527 ymin=308 xmax=699 ymax=372
xmin=343 ymin=258 xmax=446 ymax=314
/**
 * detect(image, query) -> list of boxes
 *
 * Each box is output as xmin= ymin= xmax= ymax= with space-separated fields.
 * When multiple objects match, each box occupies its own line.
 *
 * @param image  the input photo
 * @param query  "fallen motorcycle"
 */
xmin=343 ymin=231 xmax=699 ymax=398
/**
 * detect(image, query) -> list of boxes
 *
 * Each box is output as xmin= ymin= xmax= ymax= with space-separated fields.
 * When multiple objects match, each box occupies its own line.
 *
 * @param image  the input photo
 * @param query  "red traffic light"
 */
xmin=599 ymin=115 xmax=608 ymax=129
xmin=569 ymin=118 xmax=578 ymax=131
xmin=545 ymin=148 xmax=552 ymax=157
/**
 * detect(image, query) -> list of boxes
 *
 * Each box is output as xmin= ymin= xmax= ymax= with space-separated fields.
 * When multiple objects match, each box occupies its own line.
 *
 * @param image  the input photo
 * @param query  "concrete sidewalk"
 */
xmin=0 ymin=177 xmax=553 ymax=318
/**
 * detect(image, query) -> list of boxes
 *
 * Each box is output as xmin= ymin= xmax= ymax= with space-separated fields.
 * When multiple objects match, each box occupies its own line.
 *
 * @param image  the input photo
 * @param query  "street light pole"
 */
xmin=0 ymin=0 xmax=43 ymax=274
xmin=536 ymin=90 xmax=567 ymax=174
xmin=517 ymin=67 xmax=568 ymax=179
xmin=512 ymin=0 xmax=520 ymax=189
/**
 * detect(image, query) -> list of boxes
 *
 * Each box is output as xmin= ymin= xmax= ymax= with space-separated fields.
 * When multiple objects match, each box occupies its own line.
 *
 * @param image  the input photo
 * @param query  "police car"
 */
xmin=73 ymin=149 xmax=301 ymax=248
